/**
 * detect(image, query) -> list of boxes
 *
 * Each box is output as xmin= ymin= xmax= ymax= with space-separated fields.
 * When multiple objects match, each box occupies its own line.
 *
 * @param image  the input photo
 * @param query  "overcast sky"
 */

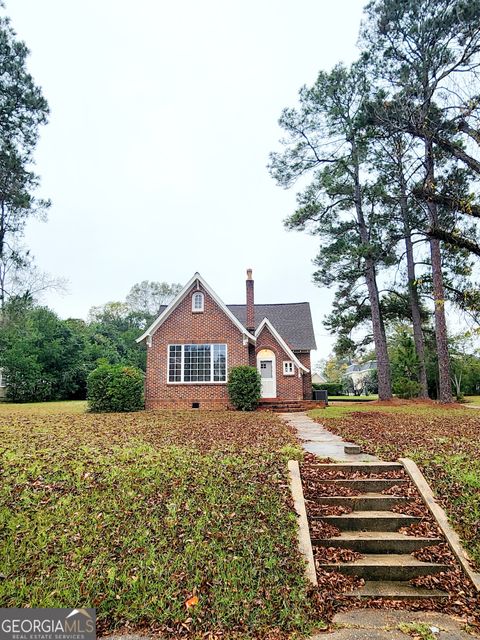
xmin=8 ymin=0 xmax=367 ymax=361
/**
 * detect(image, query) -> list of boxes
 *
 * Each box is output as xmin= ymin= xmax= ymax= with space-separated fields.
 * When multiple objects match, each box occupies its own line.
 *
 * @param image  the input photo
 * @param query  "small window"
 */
xmin=283 ymin=361 xmax=294 ymax=376
xmin=192 ymin=292 xmax=204 ymax=312
xmin=0 ymin=369 xmax=6 ymax=388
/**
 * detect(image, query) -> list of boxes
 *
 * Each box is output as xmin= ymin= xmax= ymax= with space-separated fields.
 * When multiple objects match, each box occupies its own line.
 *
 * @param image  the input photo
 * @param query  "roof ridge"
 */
xmin=227 ymin=302 xmax=310 ymax=307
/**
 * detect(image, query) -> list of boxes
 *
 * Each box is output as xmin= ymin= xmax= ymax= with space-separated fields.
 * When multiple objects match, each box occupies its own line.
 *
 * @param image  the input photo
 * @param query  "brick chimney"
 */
xmin=246 ymin=268 xmax=255 ymax=333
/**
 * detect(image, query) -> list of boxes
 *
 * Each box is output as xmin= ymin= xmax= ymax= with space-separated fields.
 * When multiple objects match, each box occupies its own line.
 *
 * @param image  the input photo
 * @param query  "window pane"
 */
xmin=184 ymin=344 xmax=211 ymax=382
xmin=169 ymin=345 xmax=182 ymax=382
xmin=193 ymin=293 xmax=203 ymax=310
xmin=260 ymin=361 xmax=273 ymax=378
xmin=213 ymin=344 xmax=226 ymax=381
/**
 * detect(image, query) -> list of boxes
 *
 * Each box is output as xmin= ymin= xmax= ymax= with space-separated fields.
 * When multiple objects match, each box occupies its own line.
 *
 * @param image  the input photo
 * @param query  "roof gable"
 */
xmin=256 ymin=318 xmax=309 ymax=372
xmin=136 ymin=273 xmax=256 ymax=344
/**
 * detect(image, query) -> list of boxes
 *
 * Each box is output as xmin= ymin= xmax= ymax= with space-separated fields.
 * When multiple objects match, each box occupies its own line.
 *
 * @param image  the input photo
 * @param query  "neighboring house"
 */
xmin=312 ymin=372 xmax=326 ymax=384
xmin=137 ymin=270 xmax=317 ymax=409
xmin=0 ymin=369 xmax=6 ymax=400
xmin=346 ymin=360 xmax=377 ymax=394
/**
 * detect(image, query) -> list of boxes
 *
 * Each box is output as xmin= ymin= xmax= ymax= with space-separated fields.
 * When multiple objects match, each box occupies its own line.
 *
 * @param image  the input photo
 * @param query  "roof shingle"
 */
xmin=227 ymin=303 xmax=316 ymax=351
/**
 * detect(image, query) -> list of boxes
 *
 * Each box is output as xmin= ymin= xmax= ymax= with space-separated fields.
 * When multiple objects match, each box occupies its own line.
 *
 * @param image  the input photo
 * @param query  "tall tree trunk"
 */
xmin=397 ymin=165 xmax=429 ymax=398
xmin=352 ymin=143 xmax=392 ymax=400
xmin=0 ymin=199 xmax=5 ymax=312
xmin=424 ymin=139 xmax=452 ymax=403
xmin=404 ymin=232 xmax=429 ymax=397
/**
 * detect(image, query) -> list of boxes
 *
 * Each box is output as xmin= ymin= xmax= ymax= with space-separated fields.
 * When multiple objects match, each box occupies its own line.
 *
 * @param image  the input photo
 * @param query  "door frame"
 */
xmin=257 ymin=349 xmax=277 ymax=398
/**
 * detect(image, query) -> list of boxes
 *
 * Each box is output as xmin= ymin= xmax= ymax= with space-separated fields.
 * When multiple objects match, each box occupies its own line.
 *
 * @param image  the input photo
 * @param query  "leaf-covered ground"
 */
xmin=0 ymin=404 xmax=317 ymax=639
xmin=310 ymin=402 xmax=480 ymax=569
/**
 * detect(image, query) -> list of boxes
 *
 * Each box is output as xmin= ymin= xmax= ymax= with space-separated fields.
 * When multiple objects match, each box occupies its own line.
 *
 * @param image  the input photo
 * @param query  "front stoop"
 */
xmin=258 ymin=399 xmax=326 ymax=412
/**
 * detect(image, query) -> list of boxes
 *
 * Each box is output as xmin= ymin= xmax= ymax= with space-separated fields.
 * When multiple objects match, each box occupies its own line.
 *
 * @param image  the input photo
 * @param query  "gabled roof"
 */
xmin=255 ymin=318 xmax=309 ymax=372
xmin=227 ymin=302 xmax=316 ymax=351
xmin=136 ymin=273 xmax=256 ymax=344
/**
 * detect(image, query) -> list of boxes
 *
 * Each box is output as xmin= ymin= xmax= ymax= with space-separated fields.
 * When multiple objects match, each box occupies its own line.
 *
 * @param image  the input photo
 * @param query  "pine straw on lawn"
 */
xmin=0 ymin=409 xmax=319 ymax=639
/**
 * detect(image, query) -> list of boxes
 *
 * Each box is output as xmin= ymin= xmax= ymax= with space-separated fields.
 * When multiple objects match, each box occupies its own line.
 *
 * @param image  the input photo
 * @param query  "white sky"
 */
xmin=8 ymin=0 xmax=367 ymax=361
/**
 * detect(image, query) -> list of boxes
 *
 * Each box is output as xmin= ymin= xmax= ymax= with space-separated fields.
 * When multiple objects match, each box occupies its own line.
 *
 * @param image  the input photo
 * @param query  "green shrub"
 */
xmin=228 ymin=366 xmax=261 ymax=411
xmin=312 ymin=382 xmax=345 ymax=396
xmin=393 ymin=377 xmax=422 ymax=399
xmin=87 ymin=364 xmax=144 ymax=412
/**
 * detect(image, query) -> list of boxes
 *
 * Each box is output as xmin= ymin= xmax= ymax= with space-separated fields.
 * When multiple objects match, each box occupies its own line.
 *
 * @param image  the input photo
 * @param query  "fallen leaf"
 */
xmin=185 ymin=595 xmax=199 ymax=608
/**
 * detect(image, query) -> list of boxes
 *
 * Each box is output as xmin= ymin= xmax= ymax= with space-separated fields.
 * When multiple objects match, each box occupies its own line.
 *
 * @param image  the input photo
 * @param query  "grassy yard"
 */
xmin=0 ymin=400 xmax=87 ymax=414
xmin=327 ymin=395 xmax=377 ymax=401
xmin=309 ymin=402 xmax=480 ymax=569
xmin=0 ymin=404 xmax=316 ymax=639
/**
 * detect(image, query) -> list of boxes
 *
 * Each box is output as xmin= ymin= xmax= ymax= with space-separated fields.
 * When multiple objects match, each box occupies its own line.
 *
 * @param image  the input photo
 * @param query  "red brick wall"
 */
xmin=145 ymin=282 xmax=249 ymax=410
xmin=255 ymin=325 xmax=305 ymax=401
xmin=297 ymin=351 xmax=313 ymax=400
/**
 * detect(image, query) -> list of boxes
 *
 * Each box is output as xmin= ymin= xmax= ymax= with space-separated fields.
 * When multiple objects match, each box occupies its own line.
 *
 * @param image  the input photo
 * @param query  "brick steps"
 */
xmin=305 ymin=461 xmax=448 ymax=600
xmin=258 ymin=400 xmax=326 ymax=413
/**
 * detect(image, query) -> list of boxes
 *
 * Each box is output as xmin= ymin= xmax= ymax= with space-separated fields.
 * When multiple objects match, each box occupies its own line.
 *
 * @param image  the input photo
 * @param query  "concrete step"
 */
xmin=312 ymin=531 xmax=442 ymax=554
xmin=346 ymin=580 xmax=448 ymax=600
xmin=318 ymin=478 xmax=407 ymax=492
xmin=317 ymin=511 xmax=420 ymax=531
xmin=311 ymin=493 xmax=407 ymax=511
xmin=307 ymin=462 xmax=404 ymax=474
xmin=316 ymin=553 xmax=449 ymax=581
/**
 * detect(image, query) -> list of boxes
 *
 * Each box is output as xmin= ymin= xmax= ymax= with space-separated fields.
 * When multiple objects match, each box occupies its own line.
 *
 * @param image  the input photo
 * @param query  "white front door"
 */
xmin=257 ymin=350 xmax=276 ymax=398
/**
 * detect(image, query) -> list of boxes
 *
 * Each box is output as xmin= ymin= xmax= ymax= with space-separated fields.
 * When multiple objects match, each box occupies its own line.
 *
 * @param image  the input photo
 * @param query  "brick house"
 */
xmin=137 ymin=270 xmax=317 ymax=410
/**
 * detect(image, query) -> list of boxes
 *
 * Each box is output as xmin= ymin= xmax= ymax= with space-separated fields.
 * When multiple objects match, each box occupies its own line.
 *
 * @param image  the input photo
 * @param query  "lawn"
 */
xmin=0 ymin=404 xmax=316 ymax=639
xmin=327 ymin=395 xmax=377 ymax=401
xmin=309 ymin=402 xmax=480 ymax=569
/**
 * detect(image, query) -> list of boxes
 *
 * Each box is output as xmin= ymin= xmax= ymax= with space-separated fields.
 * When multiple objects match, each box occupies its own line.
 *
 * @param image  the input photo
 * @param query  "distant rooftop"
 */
xmin=346 ymin=360 xmax=377 ymax=374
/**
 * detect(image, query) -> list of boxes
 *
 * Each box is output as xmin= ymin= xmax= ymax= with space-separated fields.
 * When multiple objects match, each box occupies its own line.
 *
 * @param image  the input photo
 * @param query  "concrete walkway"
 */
xmin=281 ymin=412 xmax=379 ymax=461
xmin=311 ymin=609 xmax=477 ymax=639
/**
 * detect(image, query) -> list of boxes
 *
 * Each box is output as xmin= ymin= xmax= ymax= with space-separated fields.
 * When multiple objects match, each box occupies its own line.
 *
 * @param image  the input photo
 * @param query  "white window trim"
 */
xmin=0 ymin=369 xmax=6 ymax=388
xmin=192 ymin=292 xmax=204 ymax=313
xmin=167 ymin=343 xmax=228 ymax=384
xmin=283 ymin=361 xmax=295 ymax=376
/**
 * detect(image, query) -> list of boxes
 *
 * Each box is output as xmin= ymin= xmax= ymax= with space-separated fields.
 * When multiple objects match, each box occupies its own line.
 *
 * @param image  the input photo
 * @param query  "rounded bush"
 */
xmin=87 ymin=364 xmax=144 ymax=412
xmin=228 ymin=365 xmax=261 ymax=411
